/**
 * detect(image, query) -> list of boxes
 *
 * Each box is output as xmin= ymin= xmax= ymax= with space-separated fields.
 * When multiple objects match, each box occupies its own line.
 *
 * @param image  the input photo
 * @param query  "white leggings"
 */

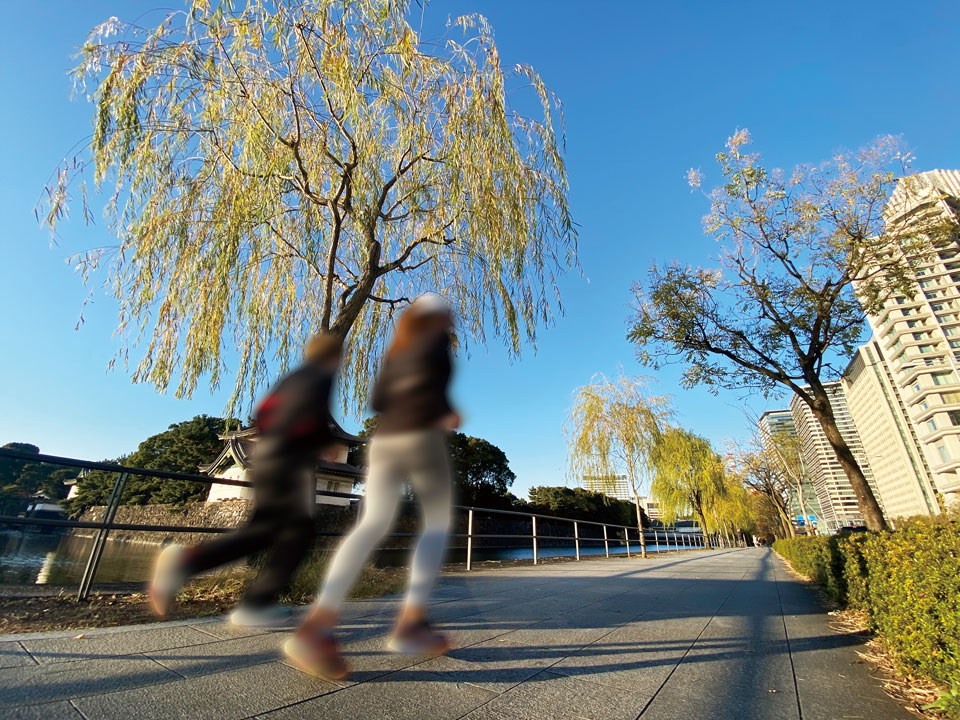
xmin=316 ymin=429 xmax=453 ymax=611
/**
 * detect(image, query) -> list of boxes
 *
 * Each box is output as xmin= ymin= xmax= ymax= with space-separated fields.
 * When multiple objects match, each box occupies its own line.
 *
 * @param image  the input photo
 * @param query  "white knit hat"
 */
xmin=410 ymin=292 xmax=452 ymax=316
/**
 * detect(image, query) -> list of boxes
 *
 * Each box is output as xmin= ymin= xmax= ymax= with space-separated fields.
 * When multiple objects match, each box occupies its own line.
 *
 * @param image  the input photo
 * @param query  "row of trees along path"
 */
xmin=629 ymin=131 xmax=958 ymax=531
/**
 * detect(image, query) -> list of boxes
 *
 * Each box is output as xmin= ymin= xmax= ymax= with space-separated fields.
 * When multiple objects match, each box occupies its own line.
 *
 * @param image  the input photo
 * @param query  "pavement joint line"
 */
xmin=0 ymin=613 xmax=225 ymax=643
xmin=69 ymin=697 xmax=91 ymax=720
xmin=633 ymin=559 xmax=752 ymax=718
xmin=772 ymin=557 xmax=805 ymax=720
xmin=12 ymin=629 xmax=267 ymax=667
xmin=17 ymin=639 xmax=39 ymax=666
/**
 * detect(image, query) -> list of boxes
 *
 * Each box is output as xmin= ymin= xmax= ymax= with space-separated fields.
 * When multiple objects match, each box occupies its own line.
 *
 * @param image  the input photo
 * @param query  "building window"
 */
xmin=919 ymin=344 xmax=934 ymax=354
xmin=896 ymin=297 xmax=906 ymax=305
xmin=937 ymin=444 xmax=951 ymax=463
xmin=913 ymin=332 xmax=926 ymax=340
xmin=908 ymin=320 xmax=920 ymax=328
xmin=933 ymin=373 xmax=954 ymax=386
xmin=942 ymin=391 xmax=960 ymax=403
xmin=927 ymin=419 xmax=938 ymax=432
xmin=950 ymin=410 xmax=960 ymax=426
xmin=932 ymin=303 xmax=945 ymax=312
xmin=921 ymin=400 xmax=929 ymax=410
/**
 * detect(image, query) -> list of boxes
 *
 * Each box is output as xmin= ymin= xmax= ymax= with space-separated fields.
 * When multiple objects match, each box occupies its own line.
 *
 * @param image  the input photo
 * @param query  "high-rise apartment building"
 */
xmin=789 ymin=382 xmax=880 ymax=531
xmin=757 ymin=409 xmax=824 ymax=528
xmin=857 ymin=170 xmax=960 ymax=508
xmin=841 ymin=340 xmax=940 ymax=520
xmin=583 ymin=474 xmax=634 ymax=503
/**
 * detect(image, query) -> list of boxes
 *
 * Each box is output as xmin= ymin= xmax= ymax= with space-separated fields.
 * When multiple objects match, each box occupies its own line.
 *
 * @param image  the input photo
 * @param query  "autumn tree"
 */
xmin=567 ymin=375 xmax=670 ymax=558
xmin=43 ymin=0 xmax=576 ymax=411
xmin=649 ymin=427 xmax=726 ymax=549
xmin=628 ymin=131 xmax=951 ymax=531
xmin=736 ymin=445 xmax=794 ymax=538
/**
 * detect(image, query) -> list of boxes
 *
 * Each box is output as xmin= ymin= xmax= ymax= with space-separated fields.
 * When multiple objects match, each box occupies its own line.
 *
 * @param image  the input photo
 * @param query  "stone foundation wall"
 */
xmin=75 ymin=501 xmax=371 ymax=546
xmin=72 ymin=500 xmax=588 ymax=550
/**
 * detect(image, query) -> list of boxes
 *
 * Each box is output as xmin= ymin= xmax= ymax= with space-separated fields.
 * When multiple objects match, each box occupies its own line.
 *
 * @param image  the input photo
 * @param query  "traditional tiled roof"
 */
xmin=199 ymin=415 xmax=365 ymax=478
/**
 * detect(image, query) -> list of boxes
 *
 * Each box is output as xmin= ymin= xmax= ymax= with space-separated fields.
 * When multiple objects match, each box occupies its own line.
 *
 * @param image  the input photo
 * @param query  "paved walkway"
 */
xmin=0 ymin=549 xmax=912 ymax=720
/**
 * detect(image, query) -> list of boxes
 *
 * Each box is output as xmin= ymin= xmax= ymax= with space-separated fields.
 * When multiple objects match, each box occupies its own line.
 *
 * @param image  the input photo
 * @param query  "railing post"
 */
xmin=672 ymin=531 xmax=678 ymax=550
xmin=603 ymin=525 xmax=609 ymax=558
xmin=574 ymin=521 xmax=580 ymax=561
xmin=79 ymin=471 xmax=128 ymax=600
xmin=532 ymin=516 xmax=538 ymax=565
xmin=625 ymin=527 xmax=631 ymax=558
xmin=466 ymin=508 xmax=474 ymax=571
xmin=654 ymin=530 xmax=661 ymax=553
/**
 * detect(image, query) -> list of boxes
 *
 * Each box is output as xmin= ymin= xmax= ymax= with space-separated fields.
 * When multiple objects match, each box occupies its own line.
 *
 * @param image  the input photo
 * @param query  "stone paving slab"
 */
xmin=0 ymin=549 xmax=917 ymax=719
xmin=20 ymin=623 xmax=218 ymax=665
xmin=73 ymin=660 xmax=335 ymax=720
xmin=5 ymin=700 xmax=85 ymax=719
xmin=0 ymin=654 xmax=180 ymax=708
xmin=255 ymin=669 xmax=497 ymax=720
xmin=0 ymin=640 xmax=36 ymax=669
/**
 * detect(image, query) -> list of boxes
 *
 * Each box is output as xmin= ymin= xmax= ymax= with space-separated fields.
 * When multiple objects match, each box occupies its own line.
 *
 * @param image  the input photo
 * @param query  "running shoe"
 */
xmin=148 ymin=544 xmax=187 ymax=616
xmin=283 ymin=630 xmax=349 ymax=680
xmin=386 ymin=618 xmax=449 ymax=656
xmin=229 ymin=605 xmax=294 ymax=628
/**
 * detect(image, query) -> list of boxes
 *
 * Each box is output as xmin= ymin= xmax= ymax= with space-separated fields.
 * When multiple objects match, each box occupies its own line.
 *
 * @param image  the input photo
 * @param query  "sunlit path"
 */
xmin=0 ymin=549 xmax=910 ymax=720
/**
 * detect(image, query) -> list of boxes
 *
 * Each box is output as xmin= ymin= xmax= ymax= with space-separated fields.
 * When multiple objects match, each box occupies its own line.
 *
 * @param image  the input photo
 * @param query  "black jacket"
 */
xmin=253 ymin=363 xmax=336 ymax=463
xmin=371 ymin=330 xmax=454 ymax=434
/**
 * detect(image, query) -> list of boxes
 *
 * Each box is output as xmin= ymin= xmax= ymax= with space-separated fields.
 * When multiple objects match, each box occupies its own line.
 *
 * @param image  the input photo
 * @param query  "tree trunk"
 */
xmin=631 ymin=487 xmax=648 ymax=559
xmin=694 ymin=505 xmax=712 ymax=549
xmin=806 ymin=385 xmax=888 ymax=531
xmin=774 ymin=500 xmax=796 ymax=538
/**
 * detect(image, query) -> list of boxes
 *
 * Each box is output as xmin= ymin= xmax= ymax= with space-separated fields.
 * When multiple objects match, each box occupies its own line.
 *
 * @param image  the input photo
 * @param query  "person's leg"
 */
xmin=286 ymin=436 xmax=402 ymax=679
xmin=241 ymin=513 xmax=314 ymax=607
xmin=236 ymin=465 xmax=316 ymax=609
xmin=312 ymin=441 xmax=401 ymax=613
xmin=149 ymin=473 xmax=288 ymax=616
xmin=404 ymin=433 xmax=453 ymax=609
xmin=388 ymin=431 xmax=452 ymax=654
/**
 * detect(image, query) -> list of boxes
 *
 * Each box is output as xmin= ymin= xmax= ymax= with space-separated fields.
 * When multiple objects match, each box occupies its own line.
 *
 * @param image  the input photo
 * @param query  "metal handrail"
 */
xmin=0 ymin=448 xmax=713 ymax=596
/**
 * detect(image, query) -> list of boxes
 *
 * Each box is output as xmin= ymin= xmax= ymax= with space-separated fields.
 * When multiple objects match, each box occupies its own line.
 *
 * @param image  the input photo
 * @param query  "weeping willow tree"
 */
xmin=650 ymin=427 xmax=726 ymax=549
xmin=566 ymin=375 xmax=670 ymax=559
xmin=715 ymin=474 xmax=753 ymax=547
xmin=41 ymin=0 xmax=576 ymax=410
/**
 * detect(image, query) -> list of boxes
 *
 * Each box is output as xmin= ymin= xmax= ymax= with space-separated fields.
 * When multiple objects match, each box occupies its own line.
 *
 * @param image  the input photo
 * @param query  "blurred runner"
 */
xmin=284 ymin=293 xmax=458 ymax=680
xmin=148 ymin=333 xmax=343 ymax=627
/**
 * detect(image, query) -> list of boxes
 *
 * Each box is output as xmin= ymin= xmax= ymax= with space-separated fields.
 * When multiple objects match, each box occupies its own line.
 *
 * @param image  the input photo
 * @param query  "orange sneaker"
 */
xmin=283 ymin=629 xmax=349 ymax=681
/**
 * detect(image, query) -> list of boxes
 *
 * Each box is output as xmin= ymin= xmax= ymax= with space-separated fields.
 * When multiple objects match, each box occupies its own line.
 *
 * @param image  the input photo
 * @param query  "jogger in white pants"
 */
xmin=285 ymin=293 xmax=459 ymax=680
xmin=315 ymin=429 xmax=452 ymax=611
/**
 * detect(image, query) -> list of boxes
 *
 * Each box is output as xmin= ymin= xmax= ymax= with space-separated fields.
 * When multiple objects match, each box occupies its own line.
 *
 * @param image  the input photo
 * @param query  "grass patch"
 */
xmin=1 ymin=550 xmax=407 ymax=634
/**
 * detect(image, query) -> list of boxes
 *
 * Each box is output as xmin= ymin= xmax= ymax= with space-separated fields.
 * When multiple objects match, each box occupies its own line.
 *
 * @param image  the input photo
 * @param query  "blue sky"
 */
xmin=2 ymin=1 xmax=959 ymax=498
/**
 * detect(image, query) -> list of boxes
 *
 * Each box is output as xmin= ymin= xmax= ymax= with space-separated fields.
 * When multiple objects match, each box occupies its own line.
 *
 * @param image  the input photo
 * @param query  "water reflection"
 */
xmin=0 ymin=531 xmax=157 ymax=585
xmin=0 ymin=531 xmax=693 ymax=587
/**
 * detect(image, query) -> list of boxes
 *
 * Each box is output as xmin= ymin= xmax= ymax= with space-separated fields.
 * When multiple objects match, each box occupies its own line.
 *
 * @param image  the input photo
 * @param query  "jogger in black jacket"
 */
xmin=149 ymin=333 xmax=343 ymax=626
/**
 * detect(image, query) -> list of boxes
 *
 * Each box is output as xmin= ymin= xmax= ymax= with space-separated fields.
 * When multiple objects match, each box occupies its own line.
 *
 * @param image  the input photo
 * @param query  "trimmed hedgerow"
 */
xmin=774 ymin=520 xmax=960 ymax=714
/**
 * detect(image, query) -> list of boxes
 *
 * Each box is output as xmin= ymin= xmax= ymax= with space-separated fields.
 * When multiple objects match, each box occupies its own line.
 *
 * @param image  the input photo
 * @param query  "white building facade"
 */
xmin=854 ymin=170 xmax=960 ymax=508
xmin=841 ymin=340 xmax=940 ymax=521
xmin=789 ymin=382 xmax=880 ymax=531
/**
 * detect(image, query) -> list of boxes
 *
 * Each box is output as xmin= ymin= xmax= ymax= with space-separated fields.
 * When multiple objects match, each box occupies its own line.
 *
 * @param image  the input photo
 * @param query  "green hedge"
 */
xmin=773 ymin=520 xmax=960 ymax=708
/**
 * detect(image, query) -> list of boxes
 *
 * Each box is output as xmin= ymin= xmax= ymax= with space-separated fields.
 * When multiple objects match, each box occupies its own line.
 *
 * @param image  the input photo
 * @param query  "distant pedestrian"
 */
xmin=284 ymin=293 xmax=458 ymax=680
xmin=148 ymin=333 xmax=343 ymax=626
